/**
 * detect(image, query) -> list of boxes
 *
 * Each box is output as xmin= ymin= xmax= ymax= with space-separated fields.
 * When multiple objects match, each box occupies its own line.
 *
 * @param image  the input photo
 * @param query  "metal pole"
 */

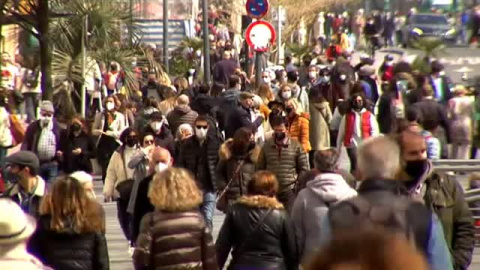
xmin=277 ymin=6 xmax=282 ymax=65
xmin=255 ymin=51 xmax=262 ymax=87
xmin=80 ymin=15 xmax=87 ymax=118
xmin=129 ymin=0 xmax=134 ymax=46
xmin=244 ymin=40 xmax=250 ymax=75
xmin=202 ymin=0 xmax=210 ymax=84
xmin=163 ymin=0 xmax=169 ymax=73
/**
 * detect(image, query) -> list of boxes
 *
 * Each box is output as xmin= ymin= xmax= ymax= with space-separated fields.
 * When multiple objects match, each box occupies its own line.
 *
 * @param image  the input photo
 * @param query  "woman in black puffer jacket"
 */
xmin=216 ymin=128 xmax=260 ymax=211
xmin=29 ymin=176 xmax=109 ymax=270
xmin=216 ymin=171 xmax=297 ymax=270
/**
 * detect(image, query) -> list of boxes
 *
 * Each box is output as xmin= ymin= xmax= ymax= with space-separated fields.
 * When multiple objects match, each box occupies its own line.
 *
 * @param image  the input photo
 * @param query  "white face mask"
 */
xmin=195 ymin=127 xmax=208 ymax=140
xmin=155 ymin=162 xmax=169 ymax=173
xmin=263 ymin=78 xmax=271 ymax=84
xmin=439 ymin=71 xmax=446 ymax=76
xmin=339 ymin=74 xmax=347 ymax=81
xmin=40 ymin=115 xmax=52 ymax=126
xmin=106 ymin=102 xmax=115 ymax=111
xmin=151 ymin=121 xmax=163 ymax=133
xmin=309 ymin=72 xmax=317 ymax=79
xmin=282 ymin=91 xmax=292 ymax=100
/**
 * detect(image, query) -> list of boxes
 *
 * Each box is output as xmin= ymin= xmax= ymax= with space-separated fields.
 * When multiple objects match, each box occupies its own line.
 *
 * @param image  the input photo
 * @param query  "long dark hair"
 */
xmin=232 ymin=127 xmax=253 ymax=156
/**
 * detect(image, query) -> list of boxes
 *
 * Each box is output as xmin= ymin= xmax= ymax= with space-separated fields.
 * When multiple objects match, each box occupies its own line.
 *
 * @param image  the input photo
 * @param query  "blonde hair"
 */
xmin=287 ymin=98 xmax=304 ymax=114
xmin=148 ymin=168 xmax=203 ymax=212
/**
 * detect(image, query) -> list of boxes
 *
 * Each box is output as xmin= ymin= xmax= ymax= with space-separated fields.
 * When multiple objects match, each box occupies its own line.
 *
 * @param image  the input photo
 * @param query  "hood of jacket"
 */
xmin=221 ymin=89 xmax=240 ymax=103
xmin=236 ymin=195 xmax=284 ymax=209
xmin=306 ymin=173 xmax=357 ymax=204
xmin=358 ymin=178 xmax=409 ymax=196
xmin=173 ymin=105 xmax=192 ymax=115
xmin=218 ymin=139 xmax=261 ymax=163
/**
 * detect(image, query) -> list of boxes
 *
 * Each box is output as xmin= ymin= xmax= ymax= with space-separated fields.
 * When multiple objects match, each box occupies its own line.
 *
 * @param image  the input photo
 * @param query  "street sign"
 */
xmin=246 ymin=0 xmax=269 ymax=19
xmin=245 ymin=20 xmax=276 ymax=52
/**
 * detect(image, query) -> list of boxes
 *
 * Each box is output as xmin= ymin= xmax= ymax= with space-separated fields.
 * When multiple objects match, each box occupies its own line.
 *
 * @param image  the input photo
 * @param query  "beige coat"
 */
xmin=448 ymin=96 xmax=474 ymax=144
xmin=309 ymin=101 xmax=332 ymax=151
xmin=103 ymin=147 xmax=138 ymax=197
xmin=91 ymin=111 xmax=127 ymax=145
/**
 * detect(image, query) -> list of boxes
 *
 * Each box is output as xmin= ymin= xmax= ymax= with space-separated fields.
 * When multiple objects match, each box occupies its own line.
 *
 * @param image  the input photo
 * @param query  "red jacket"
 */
xmin=344 ymin=110 xmax=372 ymax=147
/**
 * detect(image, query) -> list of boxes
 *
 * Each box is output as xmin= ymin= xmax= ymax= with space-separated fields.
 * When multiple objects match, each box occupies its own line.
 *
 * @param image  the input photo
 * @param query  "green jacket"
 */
xmin=424 ymin=172 xmax=475 ymax=270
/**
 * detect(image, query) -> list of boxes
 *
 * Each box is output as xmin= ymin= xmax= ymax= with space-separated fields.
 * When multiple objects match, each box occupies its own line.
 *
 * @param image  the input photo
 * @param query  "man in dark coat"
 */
xmin=142 ymin=111 xmax=175 ymax=156
xmin=176 ymin=116 xmax=223 ymax=229
xmin=224 ymin=92 xmax=264 ymax=140
xmin=429 ymin=61 xmax=453 ymax=104
xmin=213 ymin=51 xmax=238 ymax=86
xmin=166 ymin=94 xmax=198 ymax=135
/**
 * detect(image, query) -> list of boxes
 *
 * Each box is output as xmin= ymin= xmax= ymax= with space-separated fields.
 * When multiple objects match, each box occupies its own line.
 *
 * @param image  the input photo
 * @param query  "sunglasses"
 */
xmin=41 ymin=113 xmax=53 ymax=117
xmin=144 ymin=140 xmax=154 ymax=145
xmin=196 ymin=125 xmax=208 ymax=129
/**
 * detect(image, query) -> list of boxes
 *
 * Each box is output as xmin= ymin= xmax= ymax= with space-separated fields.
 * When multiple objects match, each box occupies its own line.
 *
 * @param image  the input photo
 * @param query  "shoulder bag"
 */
xmin=216 ymin=159 xmax=245 ymax=213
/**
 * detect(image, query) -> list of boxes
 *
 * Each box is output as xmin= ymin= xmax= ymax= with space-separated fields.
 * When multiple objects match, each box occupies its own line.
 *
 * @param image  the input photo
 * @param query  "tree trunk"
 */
xmin=38 ymin=0 xmax=53 ymax=101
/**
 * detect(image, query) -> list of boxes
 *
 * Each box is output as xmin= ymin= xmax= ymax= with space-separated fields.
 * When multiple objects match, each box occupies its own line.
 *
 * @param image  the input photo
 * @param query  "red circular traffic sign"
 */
xmin=245 ymin=0 xmax=269 ymax=19
xmin=245 ymin=20 xmax=276 ymax=52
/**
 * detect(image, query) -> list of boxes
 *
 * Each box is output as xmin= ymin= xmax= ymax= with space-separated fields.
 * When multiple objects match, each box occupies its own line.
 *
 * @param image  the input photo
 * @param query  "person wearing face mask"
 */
xmin=2 ymin=151 xmax=45 ymax=218
xmin=58 ymin=116 xmax=95 ymax=174
xmin=130 ymin=146 xmax=172 ymax=244
xmin=257 ymin=115 xmax=310 ymax=210
xmin=103 ymin=128 xmax=140 ymax=252
xmin=142 ymin=111 xmax=175 ymax=155
xmin=397 ymin=130 xmax=475 ymax=270
xmin=216 ymin=128 xmax=260 ymax=212
xmin=92 ymin=95 xmax=127 ymax=183
xmin=177 ymin=116 xmax=223 ymax=229
xmin=22 ymin=101 xmax=61 ymax=183
xmin=286 ymin=99 xmax=311 ymax=154
xmin=287 ymin=70 xmax=310 ymax=114
xmin=224 ymin=92 xmax=264 ymax=140
xmin=277 ymin=84 xmax=293 ymax=104
xmin=336 ymin=93 xmax=379 ymax=173
xmin=305 ymin=65 xmax=319 ymax=90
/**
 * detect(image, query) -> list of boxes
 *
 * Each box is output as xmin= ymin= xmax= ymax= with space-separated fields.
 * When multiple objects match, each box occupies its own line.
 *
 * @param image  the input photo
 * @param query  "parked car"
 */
xmin=402 ymin=13 xmax=457 ymax=47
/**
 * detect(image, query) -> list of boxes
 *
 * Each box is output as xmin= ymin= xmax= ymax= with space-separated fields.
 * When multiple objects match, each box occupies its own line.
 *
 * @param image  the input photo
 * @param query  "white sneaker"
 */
xmin=128 ymin=245 xmax=134 ymax=257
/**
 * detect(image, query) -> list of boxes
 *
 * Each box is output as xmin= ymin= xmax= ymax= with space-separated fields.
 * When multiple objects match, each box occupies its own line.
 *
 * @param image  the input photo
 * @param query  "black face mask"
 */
xmin=72 ymin=123 xmax=82 ymax=133
xmin=126 ymin=138 xmax=138 ymax=148
xmin=274 ymin=131 xmax=286 ymax=142
xmin=405 ymin=159 xmax=428 ymax=179
xmin=285 ymin=107 xmax=293 ymax=115
xmin=248 ymin=141 xmax=256 ymax=151
xmin=353 ymin=101 xmax=363 ymax=111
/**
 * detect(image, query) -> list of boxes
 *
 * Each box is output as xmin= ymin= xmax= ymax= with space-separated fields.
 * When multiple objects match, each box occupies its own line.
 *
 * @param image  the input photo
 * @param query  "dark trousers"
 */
xmin=277 ymin=189 xmax=295 ymax=212
xmin=117 ymin=197 xmax=131 ymax=242
xmin=346 ymin=147 xmax=357 ymax=173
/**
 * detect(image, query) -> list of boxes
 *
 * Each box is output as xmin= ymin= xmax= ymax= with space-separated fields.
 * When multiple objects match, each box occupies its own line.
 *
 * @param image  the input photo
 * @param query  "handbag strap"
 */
xmin=235 ymin=208 xmax=273 ymax=253
xmin=216 ymin=159 xmax=245 ymax=202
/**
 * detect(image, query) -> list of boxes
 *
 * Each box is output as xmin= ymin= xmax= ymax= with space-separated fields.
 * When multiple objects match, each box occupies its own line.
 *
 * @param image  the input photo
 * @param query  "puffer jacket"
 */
xmin=257 ymin=138 xmax=310 ymax=197
xmin=177 ymin=135 xmax=222 ymax=192
xmin=166 ymin=105 xmax=198 ymax=135
xmin=29 ymin=207 xmax=109 ymax=270
xmin=135 ymin=210 xmax=217 ymax=270
xmin=287 ymin=113 xmax=311 ymax=153
xmin=291 ymin=173 xmax=357 ymax=262
xmin=216 ymin=139 xmax=261 ymax=203
xmin=216 ymin=195 xmax=297 ymax=270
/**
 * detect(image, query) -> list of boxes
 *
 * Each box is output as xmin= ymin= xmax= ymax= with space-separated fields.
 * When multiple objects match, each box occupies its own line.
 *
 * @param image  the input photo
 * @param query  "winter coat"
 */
xmin=58 ymin=129 xmax=95 ymax=173
xmin=295 ymin=169 xmax=357 ymax=193
xmin=135 ymin=210 xmax=217 ymax=270
xmin=309 ymin=101 xmax=332 ymax=150
xmin=215 ymin=195 xmax=297 ymax=270
xmin=213 ymin=59 xmax=238 ymax=86
xmin=103 ymin=146 xmax=140 ymax=198
xmin=448 ymin=96 xmax=474 ymax=144
xmin=130 ymin=174 xmax=154 ymax=244
xmin=29 ymin=208 xmax=109 ymax=270
xmin=257 ymin=138 xmax=310 ymax=197
xmin=176 ymin=135 xmax=222 ymax=192
xmin=423 ymin=171 xmax=475 ymax=269
xmin=225 ymin=103 xmax=263 ymax=139
xmin=377 ymin=91 xmax=404 ymax=134
xmin=412 ymin=98 xmax=451 ymax=143
xmin=216 ymin=139 xmax=260 ymax=203
xmin=0 ymin=106 xmax=12 ymax=147
xmin=126 ymin=151 xmax=149 ymax=215
xmin=191 ymin=93 xmax=220 ymax=118
xmin=166 ymin=105 xmax=198 ymax=135
xmin=0 ymin=251 xmax=52 ymax=270
xmin=91 ymin=111 xmax=127 ymax=146
xmin=134 ymin=106 xmax=158 ymax=132
xmin=2 ymin=176 xmax=46 ymax=219
xmin=287 ymin=113 xmax=311 ymax=153
xmin=291 ymin=173 xmax=357 ymax=262
xmin=337 ymin=108 xmax=380 ymax=148
xmin=22 ymin=119 xmax=62 ymax=159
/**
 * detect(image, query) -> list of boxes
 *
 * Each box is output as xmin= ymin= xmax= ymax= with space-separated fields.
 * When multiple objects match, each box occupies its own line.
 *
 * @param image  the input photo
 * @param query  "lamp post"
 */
xmin=202 ymin=0 xmax=210 ymax=84
xmin=163 ymin=0 xmax=169 ymax=73
xmin=80 ymin=15 xmax=88 ymax=117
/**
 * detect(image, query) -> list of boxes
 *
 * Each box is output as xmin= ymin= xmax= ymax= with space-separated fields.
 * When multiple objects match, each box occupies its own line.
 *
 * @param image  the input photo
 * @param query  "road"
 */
xmin=96 ymin=149 xmax=480 ymax=270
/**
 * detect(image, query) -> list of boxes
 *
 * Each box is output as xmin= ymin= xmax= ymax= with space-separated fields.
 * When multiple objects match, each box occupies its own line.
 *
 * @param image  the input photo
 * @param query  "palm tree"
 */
xmin=411 ymin=37 xmax=446 ymax=74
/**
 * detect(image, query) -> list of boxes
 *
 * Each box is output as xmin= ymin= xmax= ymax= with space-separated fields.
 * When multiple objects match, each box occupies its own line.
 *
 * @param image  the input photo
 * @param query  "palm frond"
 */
xmin=412 ymin=37 xmax=446 ymax=58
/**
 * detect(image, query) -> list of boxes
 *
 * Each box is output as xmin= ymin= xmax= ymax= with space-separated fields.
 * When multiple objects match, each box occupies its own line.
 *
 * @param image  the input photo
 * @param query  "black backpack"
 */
xmin=329 ymin=195 xmax=430 ymax=253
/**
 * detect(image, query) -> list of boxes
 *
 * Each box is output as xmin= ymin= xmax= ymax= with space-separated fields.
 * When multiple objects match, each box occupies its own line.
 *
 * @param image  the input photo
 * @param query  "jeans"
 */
xmin=23 ymin=93 xmax=39 ymax=123
xmin=201 ymin=191 xmax=216 ymax=230
xmin=346 ymin=147 xmax=357 ymax=173
xmin=117 ymin=197 xmax=131 ymax=241
xmin=39 ymin=162 xmax=58 ymax=183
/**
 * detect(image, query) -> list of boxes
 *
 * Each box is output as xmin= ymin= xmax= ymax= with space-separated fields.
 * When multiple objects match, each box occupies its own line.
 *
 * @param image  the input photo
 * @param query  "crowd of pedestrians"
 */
xmin=0 ymin=8 xmax=479 ymax=270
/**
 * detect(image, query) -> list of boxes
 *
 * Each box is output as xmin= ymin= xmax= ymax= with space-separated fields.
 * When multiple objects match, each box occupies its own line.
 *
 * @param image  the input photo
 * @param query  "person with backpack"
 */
xmin=291 ymin=148 xmax=357 ymax=263
xmin=398 ymin=130 xmax=475 ymax=269
xmin=320 ymin=136 xmax=453 ymax=270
